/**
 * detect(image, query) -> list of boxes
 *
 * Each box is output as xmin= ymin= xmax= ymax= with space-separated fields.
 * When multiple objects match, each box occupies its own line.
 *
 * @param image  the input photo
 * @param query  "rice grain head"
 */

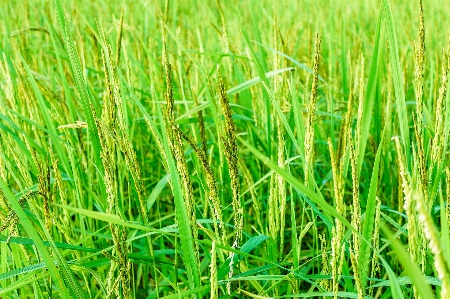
xmin=304 ymin=33 xmax=321 ymax=187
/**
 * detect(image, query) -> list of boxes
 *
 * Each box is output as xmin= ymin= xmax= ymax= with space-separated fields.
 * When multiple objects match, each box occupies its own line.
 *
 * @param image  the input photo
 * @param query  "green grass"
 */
xmin=1 ymin=0 xmax=450 ymax=298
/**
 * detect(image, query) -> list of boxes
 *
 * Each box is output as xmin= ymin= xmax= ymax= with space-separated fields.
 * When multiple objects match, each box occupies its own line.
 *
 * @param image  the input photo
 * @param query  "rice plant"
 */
xmin=0 ymin=0 xmax=449 ymax=298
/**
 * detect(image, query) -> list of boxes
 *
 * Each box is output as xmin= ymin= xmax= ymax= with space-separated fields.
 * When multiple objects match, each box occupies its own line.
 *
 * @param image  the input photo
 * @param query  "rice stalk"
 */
xmin=393 ymin=136 xmax=425 ymax=298
xmin=414 ymin=191 xmax=450 ymax=297
xmin=210 ymin=241 xmax=218 ymax=299
xmin=337 ymin=86 xmax=354 ymax=165
xmin=412 ymin=112 xmax=428 ymax=204
xmin=368 ymin=197 xmax=381 ymax=298
xmin=95 ymin=115 xmax=132 ymax=297
xmin=194 ymin=93 xmax=208 ymax=157
xmin=276 ymin=120 xmax=287 ymax=254
xmin=304 ymin=33 xmax=321 ymax=187
xmin=349 ymin=137 xmax=364 ymax=299
xmin=177 ymin=127 xmax=226 ymax=246
xmin=431 ymin=41 xmax=450 ymax=171
xmin=217 ymin=71 xmax=242 ymax=245
xmin=319 ymin=233 xmax=330 ymax=292
xmin=162 ymin=43 xmax=200 ymax=262
xmin=413 ymin=0 xmax=426 ymax=129
xmin=117 ymin=227 xmax=132 ymax=298
xmin=328 ymin=139 xmax=346 ymax=299
xmin=115 ymin=7 xmax=124 ymax=66
xmin=215 ymin=0 xmax=230 ymax=53
xmin=217 ymin=70 xmax=243 ymax=294
xmin=37 ymin=159 xmax=52 ymax=234
xmin=164 ymin=0 xmax=170 ymax=23
xmin=268 ymin=174 xmax=279 ymax=241
xmin=355 ymin=55 xmax=365 ymax=155
xmin=273 ymin=19 xmax=290 ymax=113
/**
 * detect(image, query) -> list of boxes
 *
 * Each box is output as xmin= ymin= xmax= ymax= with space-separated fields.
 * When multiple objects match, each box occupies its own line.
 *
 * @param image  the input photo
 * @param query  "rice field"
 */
xmin=0 ymin=0 xmax=450 ymax=298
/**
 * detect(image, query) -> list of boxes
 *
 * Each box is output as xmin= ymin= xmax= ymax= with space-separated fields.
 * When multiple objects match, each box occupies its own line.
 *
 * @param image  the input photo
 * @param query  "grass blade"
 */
xmin=0 ymin=180 xmax=72 ymax=298
xmin=381 ymin=224 xmax=434 ymax=298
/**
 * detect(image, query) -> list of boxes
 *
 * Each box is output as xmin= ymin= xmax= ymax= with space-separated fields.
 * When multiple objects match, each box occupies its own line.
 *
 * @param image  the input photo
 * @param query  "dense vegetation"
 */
xmin=0 ymin=0 xmax=449 ymax=298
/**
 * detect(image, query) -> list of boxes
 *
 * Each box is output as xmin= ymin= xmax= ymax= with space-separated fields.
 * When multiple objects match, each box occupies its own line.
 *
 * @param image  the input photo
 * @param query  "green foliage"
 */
xmin=0 ymin=0 xmax=449 ymax=298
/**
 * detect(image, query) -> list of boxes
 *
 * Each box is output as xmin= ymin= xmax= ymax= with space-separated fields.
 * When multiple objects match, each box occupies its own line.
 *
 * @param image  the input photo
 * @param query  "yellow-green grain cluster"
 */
xmin=217 ymin=71 xmax=242 ymax=246
xmin=304 ymin=33 xmax=321 ymax=187
xmin=162 ymin=44 xmax=199 ymax=261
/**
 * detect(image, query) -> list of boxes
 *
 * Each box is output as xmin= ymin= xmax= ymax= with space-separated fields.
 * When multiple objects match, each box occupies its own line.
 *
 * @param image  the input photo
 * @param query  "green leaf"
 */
xmin=359 ymin=131 xmax=384 ymax=284
xmin=381 ymin=224 xmax=434 ymax=299
xmin=0 ymin=181 xmax=72 ymax=298
xmin=252 ymin=41 xmax=327 ymax=84
xmin=381 ymin=0 xmax=410 ymax=164
xmin=217 ymin=235 xmax=269 ymax=281
xmin=0 ymin=235 xmax=97 ymax=253
xmin=358 ymin=8 xmax=383 ymax=172
xmin=226 ymin=67 xmax=294 ymax=95
xmin=147 ymin=174 xmax=170 ymax=211
xmin=56 ymin=204 xmax=176 ymax=234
